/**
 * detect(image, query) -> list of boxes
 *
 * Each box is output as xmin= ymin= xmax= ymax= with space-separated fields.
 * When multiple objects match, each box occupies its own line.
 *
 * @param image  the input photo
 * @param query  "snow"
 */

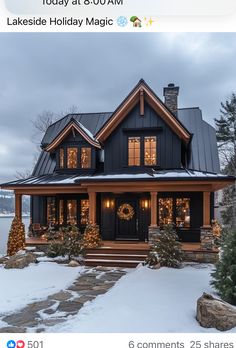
xmin=47 ymin=264 xmax=236 ymax=333
xmin=0 ymin=262 xmax=82 ymax=315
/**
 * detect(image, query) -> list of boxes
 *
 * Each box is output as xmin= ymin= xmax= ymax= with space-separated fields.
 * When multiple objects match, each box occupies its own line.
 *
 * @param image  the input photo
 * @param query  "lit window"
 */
xmin=47 ymin=197 xmax=56 ymax=224
xmin=67 ymin=200 xmax=77 ymax=225
xmin=81 ymin=199 xmax=89 ymax=225
xmin=59 ymin=200 xmax=64 ymax=225
xmin=176 ymin=198 xmax=190 ymax=228
xmin=59 ymin=148 xmax=64 ymax=168
xmin=81 ymin=147 xmax=91 ymax=169
xmin=67 ymin=147 xmax=78 ymax=169
xmin=128 ymin=137 xmax=140 ymax=166
xmin=144 ymin=136 xmax=157 ymax=165
xmin=159 ymin=198 xmax=173 ymax=227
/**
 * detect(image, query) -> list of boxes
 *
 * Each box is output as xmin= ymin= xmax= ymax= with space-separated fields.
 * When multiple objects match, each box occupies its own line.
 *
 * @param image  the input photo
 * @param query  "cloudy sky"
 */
xmin=0 ymin=33 xmax=236 ymax=182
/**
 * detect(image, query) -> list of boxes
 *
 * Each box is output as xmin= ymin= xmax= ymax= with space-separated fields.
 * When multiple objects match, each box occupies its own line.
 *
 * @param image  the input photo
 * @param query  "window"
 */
xmin=67 ymin=200 xmax=77 ymax=225
xmin=158 ymin=197 xmax=191 ymax=228
xmin=67 ymin=147 xmax=78 ymax=169
xmin=176 ymin=198 xmax=190 ymax=228
xmin=59 ymin=148 xmax=64 ymax=168
xmin=128 ymin=137 xmax=140 ymax=166
xmin=59 ymin=199 xmax=64 ymax=225
xmin=81 ymin=199 xmax=89 ymax=225
xmin=47 ymin=197 xmax=56 ymax=224
xmin=144 ymin=136 xmax=157 ymax=165
xmin=159 ymin=198 xmax=173 ymax=227
xmin=81 ymin=147 xmax=91 ymax=169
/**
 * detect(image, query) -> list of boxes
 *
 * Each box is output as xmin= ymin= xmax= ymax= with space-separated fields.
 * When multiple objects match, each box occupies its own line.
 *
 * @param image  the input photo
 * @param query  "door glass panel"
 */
xmin=67 ymin=147 xmax=78 ymax=168
xmin=144 ymin=136 xmax=157 ymax=165
xmin=81 ymin=148 xmax=91 ymax=168
xmin=46 ymin=197 xmax=56 ymax=224
xmin=67 ymin=200 xmax=77 ymax=225
xmin=159 ymin=198 xmax=173 ymax=227
xmin=128 ymin=137 xmax=140 ymax=166
xmin=81 ymin=199 xmax=89 ymax=225
xmin=176 ymin=198 xmax=190 ymax=228
xmin=59 ymin=200 xmax=64 ymax=225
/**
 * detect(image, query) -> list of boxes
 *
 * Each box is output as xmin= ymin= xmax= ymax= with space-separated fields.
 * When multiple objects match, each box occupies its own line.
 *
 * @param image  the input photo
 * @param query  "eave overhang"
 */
xmin=96 ymin=80 xmax=191 ymax=144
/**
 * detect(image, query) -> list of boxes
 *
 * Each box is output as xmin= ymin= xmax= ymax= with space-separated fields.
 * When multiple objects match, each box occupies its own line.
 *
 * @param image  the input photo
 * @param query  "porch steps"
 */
xmin=84 ymin=246 xmax=149 ymax=268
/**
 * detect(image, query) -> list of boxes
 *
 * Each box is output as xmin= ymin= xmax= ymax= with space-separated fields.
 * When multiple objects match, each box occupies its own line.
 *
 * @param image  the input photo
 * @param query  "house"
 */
xmin=1 ymin=80 xmax=235 ymax=250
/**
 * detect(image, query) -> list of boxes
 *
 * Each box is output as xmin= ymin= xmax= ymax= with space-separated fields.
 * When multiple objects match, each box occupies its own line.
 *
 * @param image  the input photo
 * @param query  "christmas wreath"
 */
xmin=117 ymin=203 xmax=134 ymax=221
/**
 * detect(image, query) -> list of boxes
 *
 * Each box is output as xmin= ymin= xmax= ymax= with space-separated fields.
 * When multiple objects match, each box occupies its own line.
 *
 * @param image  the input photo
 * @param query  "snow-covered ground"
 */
xmin=48 ymin=264 xmax=236 ymax=333
xmin=0 ymin=262 xmax=82 ymax=315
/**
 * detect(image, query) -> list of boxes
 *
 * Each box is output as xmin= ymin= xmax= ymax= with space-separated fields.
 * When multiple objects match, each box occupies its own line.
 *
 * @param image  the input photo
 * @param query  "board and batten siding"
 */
xmin=104 ymin=102 xmax=182 ymax=173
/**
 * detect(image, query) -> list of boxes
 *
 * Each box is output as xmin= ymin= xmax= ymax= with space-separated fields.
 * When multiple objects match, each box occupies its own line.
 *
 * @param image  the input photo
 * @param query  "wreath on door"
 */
xmin=117 ymin=203 xmax=134 ymax=221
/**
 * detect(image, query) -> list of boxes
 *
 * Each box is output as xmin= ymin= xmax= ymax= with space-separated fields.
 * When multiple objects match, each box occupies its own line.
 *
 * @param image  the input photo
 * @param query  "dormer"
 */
xmin=45 ymin=118 xmax=101 ymax=173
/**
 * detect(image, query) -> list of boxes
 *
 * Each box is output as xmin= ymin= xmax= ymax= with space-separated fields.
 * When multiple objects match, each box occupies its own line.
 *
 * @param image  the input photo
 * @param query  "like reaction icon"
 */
xmin=7 ymin=341 xmax=16 ymax=348
xmin=16 ymin=341 xmax=25 ymax=348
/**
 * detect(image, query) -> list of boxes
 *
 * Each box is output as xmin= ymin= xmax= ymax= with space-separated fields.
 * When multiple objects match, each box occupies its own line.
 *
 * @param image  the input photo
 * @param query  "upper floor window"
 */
xmin=67 ymin=147 xmax=78 ymax=169
xmin=128 ymin=135 xmax=157 ymax=166
xmin=81 ymin=147 xmax=91 ymax=168
xmin=144 ymin=136 xmax=157 ymax=165
xmin=128 ymin=137 xmax=140 ymax=166
xmin=59 ymin=146 xmax=92 ymax=169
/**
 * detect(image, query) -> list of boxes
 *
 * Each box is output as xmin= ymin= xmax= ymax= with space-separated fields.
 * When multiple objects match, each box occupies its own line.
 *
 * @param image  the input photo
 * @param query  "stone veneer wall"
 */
xmin=148 ymin=226 xmax=161 ymax=245
xmin=183 ymin=250 xmax=218 ymax=263
xmin=201 ymin=227 xmax=214 ymax=250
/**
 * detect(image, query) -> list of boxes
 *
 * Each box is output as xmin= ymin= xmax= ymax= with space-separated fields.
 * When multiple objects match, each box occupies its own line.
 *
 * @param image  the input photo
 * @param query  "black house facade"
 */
xmin=2 ymin=80 xmax=235 ymax=246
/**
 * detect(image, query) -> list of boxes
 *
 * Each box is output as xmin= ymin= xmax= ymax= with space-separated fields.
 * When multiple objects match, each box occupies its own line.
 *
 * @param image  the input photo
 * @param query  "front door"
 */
xmin=116 ymin=199 xmax=138 ymax=240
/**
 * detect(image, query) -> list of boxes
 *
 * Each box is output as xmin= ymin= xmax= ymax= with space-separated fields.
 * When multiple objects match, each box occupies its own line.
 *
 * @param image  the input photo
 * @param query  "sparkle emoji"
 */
xmin=144 ymin=17 xmax=156 ymax=27
xmin=130 ymin=16 xmax=142 ymax=28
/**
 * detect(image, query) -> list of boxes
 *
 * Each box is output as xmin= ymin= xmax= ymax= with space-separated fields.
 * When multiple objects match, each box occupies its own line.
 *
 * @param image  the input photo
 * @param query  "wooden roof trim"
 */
xmin=46 ymin=122 xmax=101 ymax=151
xmin=96 ymin=82 xmax=191 ymax=143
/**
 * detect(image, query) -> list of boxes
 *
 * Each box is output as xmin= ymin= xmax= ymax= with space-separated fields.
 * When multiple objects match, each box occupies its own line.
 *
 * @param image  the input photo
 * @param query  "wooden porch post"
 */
xmin=203 ymin=191 xmax=211 ymax=228
xmin=15 ymin=193 xmax=22 ymax=221
xmin=89 ymin=191 xmax=97 ymax=224
xmin=150 ymin=192 xmax=158 ymax=227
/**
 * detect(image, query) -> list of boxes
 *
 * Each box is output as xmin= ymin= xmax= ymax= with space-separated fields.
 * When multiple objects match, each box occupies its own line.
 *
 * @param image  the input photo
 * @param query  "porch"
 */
xmin=25 ymin=239 xmax=219 ymax=267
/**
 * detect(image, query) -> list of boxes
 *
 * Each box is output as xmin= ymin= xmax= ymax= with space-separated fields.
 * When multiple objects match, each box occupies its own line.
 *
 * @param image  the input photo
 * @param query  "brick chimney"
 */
xmin=163 ymin=83 xmax=179 ymax=116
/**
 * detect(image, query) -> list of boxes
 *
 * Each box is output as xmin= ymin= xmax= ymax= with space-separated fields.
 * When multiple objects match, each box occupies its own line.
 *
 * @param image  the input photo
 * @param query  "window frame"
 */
xmin=127 ymin=134 xmax=158 ymax=167
xmin=58 ymin=144 xmax=93 ymax=170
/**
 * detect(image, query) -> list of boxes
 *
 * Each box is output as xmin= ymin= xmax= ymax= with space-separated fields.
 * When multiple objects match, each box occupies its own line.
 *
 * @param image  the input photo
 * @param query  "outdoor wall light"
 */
xmin=141 ymin=199 xmax=150 ymax=210
xmin=105 ymin=199 xmax=114 ymax=209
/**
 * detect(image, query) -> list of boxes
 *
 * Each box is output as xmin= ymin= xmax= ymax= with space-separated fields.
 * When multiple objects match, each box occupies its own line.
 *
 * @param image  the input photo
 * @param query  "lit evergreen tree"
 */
xmin=147 ymin=224 xmax=183 ymax=268
xmin=82 ymin=223 xmax=101 ymax=249
xmin=211 ymin=229 xmax=236 ymax=305
xmin=7 ymin=217 xmax=25 ymax=256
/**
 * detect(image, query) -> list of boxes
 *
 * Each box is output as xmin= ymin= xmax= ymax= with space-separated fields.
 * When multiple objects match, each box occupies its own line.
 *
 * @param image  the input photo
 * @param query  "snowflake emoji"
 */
xmin=117 ymin=16 xmax=128 ymax=27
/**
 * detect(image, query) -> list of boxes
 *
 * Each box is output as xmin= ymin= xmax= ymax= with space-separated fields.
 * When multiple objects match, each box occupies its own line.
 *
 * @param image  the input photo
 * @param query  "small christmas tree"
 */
xmin=211 ymin=229 xmax=236 ymax=305
xmin=7 ymin=217 xmax=25 ymax=256
xmin=148 ymin=224 xmax=183 ymax=268
xmin=82 ymin=223 xmax=101 ymax=249
xmin=47 ymin=225 xmax=83 ymax=260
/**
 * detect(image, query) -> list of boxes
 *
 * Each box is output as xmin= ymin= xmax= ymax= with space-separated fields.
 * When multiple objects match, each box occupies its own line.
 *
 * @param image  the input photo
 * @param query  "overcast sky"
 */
xmin=0 ymin=33 xmax=236 ymax=182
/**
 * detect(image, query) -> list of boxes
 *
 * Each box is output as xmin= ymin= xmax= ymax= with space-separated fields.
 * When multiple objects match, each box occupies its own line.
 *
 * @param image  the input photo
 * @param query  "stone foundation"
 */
xmin=183 ymin=250 xmax=218 ymax=263
xmin=201 ymin=227 xmax=214 ymax=250
xmin=148 ymin=226 xmax=161 ymax=245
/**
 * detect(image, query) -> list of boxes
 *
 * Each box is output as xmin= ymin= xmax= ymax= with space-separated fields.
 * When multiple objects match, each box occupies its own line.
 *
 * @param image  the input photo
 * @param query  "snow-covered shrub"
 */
xmin=211 ymin=229 xmax=236 ymax=305
xmin=147 ymin=224 xmax=183 ymax=268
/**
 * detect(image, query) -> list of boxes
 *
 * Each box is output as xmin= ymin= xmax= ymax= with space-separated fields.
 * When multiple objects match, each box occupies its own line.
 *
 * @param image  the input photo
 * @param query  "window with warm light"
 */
xmin=144 ymin=136 xmax=157 ymax=165
xmin=67 ymin=200 xmax=77 ymax=225
xmin=159 ymin=198 xmax=173 ymax=226
xmin=176 ymin=198 xmax=190 ymax=228
xmin=81 ymin=199 xmax=89 ymax=225
xmin=128 ymin=137 xmax=140 ymax=166
xmin=59 ymin=148 xmax=64 ymax=169
xmin=47 ymin=197 xmax=56 ymax=224
xmin=67 ymin=147 xmax=78 ymax=169
xmin=81 ymin=147 xmax=91 ymax=169
xmin=59 ymin=199 xmax=64 ymax=225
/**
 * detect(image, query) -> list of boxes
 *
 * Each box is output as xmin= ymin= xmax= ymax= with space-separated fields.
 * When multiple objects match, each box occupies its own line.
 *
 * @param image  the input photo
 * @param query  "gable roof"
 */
xmin=95 ymin=79 xmax=191 ymax=143
xmin=45 ymin=118 xmax=101 ymax=151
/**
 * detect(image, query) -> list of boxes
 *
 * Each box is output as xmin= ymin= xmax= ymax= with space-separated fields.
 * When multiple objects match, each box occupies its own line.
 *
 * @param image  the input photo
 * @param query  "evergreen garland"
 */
xmin=211 ymin=229 xmax=236 ymax=305
xmin=7 ymin=217 xmax=25 ymax=256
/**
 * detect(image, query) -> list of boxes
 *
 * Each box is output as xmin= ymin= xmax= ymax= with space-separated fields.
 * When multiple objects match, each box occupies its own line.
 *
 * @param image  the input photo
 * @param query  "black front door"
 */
xmin=116 ymin=199 xmax=138 ymax=240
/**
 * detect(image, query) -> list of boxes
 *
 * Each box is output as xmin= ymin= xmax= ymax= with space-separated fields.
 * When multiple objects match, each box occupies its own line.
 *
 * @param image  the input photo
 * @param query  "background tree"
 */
xmin=214 ymin=93 xmax=236 ymax=227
